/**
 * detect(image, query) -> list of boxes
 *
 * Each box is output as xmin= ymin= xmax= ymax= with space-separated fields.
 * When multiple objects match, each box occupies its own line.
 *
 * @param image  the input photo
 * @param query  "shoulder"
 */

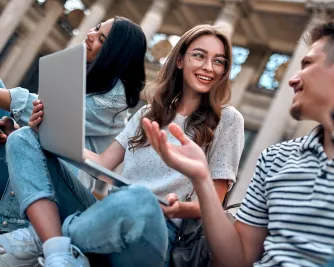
xmin=261 ymin=136 xmax=306 ymax=162
xmin=105 ymin=79 xmax=126 ymax=97
xmin=128 ymin=104 xmax=151 ymax=122
xmin=88 ymin=79 xmax=127 ymax=109
xmin=216 ymin=106 xmax=244 ymax=131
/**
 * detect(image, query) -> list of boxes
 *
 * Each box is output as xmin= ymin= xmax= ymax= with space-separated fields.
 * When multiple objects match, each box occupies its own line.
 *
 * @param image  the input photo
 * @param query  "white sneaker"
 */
xmin=0 ymin=226 xmax=42 ymax=267
xmin=38 ymin=237 xmax=90 ymax=267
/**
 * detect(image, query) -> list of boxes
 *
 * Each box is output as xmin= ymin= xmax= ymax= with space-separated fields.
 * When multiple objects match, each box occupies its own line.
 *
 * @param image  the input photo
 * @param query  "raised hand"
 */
xmin=142 ymin=118 xmax=210 ymax=185
xmin=0 ymin=116 xmax=20 ymax=144
xmin=29 ymin=100 xmax=44 ymax=132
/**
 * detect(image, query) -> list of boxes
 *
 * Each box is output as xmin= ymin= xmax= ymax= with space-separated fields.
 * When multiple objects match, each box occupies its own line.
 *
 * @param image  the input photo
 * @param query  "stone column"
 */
xmin=231 ymin=47 xmax=268 ymax=108
xmin=227 ymin=8 xmax=326 ymax=206
xmin=214 ymin=0 xmax=242 ymax=39
xmin=0 ymin=38 xmax=25 ymax=81
xmin=0 ymin=0 xmax=35 ymax=53
xmin=140 ymin=0 xmax=171 ymax=43
xmin=4 ymin=0 xmax=64 ymax=88
xmin=67 ymin=0 xmax=114 ymax=48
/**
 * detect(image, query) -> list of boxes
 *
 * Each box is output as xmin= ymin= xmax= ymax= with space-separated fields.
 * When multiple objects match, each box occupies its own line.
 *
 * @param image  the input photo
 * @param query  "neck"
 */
xmin=323 ymin=127 xmax=334 ymax=159
xmin=177 ymin=86 xmax=202 ymax=116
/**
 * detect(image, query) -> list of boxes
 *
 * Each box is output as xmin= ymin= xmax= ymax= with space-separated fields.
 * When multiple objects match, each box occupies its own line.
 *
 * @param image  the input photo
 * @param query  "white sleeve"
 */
xmin=207 ymin=107 xmax=244 ymax=186
xmin=115 ymin=105 xmax=149 ymax=149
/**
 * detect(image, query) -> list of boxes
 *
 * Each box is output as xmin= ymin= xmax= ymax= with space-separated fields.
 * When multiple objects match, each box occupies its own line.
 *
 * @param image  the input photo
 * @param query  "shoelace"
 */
xmin=37 ymin=245 xmax=87 ymax=267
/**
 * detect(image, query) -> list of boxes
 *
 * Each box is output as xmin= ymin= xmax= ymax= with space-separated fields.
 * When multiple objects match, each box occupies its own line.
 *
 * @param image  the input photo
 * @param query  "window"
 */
xmin=37 ymin=0 xmax=85 ymax=13
xmin=146 ymin=33 xmax=181 ymax=66
xmin=231 ymin=46 xmax=249 ymax=80
xmin=258 ymin=53 xmax=290 ymax=91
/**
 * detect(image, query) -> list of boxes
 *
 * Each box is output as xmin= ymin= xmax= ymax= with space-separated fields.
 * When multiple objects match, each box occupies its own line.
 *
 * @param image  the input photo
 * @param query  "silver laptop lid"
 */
xmin=38 ymin=44 xmax=86 ymax=162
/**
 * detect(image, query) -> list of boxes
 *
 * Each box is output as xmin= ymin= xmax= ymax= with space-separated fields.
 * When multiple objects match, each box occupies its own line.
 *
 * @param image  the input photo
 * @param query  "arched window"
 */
xmin=37 ymin=0 xmax=85 ymax=13
xmin=231 ymin=46 xmax=249 ymax=80
xmin=146 ymin=33 xmax=181 ymax=66
xmin=258 ymin=53 xmax=290 ymax=91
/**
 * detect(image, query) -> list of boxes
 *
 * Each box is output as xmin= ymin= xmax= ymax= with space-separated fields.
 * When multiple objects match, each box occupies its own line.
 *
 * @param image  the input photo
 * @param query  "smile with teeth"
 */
xmin=196 ymin=75 xmax=213 ymax=81
xmin=84 ymin=41 xmax=92 ymax=51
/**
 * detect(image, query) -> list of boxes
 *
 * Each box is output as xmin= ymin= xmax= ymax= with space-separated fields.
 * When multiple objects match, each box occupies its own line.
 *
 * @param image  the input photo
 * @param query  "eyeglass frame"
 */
xmin=185 ymin=52 xmax=229 ymax=75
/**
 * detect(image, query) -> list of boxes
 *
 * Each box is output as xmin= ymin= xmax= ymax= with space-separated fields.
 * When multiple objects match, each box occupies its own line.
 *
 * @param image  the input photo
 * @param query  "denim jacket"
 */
xmin=9 ymin=79 xmax=128 ymax=189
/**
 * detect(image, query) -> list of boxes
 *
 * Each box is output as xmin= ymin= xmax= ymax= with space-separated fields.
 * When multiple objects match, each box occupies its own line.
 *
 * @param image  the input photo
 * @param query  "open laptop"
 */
xmin=38 ymin=44 xmax=169 ymax=206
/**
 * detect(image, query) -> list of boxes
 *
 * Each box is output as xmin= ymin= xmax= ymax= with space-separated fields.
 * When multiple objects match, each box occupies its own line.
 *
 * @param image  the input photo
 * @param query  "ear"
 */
xmin=176 ymin=54 xmax=184 ymax=69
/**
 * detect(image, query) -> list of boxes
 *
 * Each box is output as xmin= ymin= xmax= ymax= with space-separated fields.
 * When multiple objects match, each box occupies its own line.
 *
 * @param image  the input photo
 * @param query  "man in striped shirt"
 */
xmin=143 ymin=21 xmax=334 ymax=267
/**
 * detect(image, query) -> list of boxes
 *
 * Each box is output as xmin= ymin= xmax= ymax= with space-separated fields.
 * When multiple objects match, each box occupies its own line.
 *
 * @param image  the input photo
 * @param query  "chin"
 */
xmin=194 ymin=86 xmax=211 ymax=94
xmin=289 ymin=105 xmax=302 ymax=121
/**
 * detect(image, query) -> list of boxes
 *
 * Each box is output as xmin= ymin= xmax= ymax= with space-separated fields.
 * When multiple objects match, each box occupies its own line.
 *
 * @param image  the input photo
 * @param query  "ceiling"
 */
xmin=80 ymin=0 xmax=313 ymax=53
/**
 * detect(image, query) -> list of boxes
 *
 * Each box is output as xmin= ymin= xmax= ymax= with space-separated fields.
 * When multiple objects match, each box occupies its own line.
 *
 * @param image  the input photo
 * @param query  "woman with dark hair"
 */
xmin=0 ymin=17 xmax=154 ymax=267
xmin=0 ymin=16 xmax=146 ymax=192
xmin=1 ymin=24 xmax=244 ymax=267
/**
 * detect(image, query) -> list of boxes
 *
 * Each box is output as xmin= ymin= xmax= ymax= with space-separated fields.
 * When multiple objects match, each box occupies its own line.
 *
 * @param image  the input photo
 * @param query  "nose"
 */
xmin=86 ymin=32 xmax=94 ymax=42
xmin=202 ymin=57 xmax=214 ymax=72
xmin=288 ymin=73 xmax=301 ymax=89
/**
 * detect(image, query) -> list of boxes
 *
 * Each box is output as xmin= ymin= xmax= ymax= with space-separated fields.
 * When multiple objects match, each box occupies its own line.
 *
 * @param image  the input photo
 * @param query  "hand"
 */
xmin=0 ymin=116 xmax=20 ymax=144
xmin=142 ymin=118 xmax=210 ymax=185
xmin=28 ymin=100 xmax=43 ymax=132
xmin=161 ymin=193 xmax=181 ymax=218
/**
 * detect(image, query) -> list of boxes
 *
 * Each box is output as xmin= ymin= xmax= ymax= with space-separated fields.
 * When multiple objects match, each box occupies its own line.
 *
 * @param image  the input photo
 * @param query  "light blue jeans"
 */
xmin=0 ymin=145 xmax=29 ymax=233
xmin=4 ymin=126 xmax=168 ymax=267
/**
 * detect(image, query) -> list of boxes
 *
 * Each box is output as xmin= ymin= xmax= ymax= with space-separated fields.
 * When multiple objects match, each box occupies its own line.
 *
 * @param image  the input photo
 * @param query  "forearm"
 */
xmin=173 ymin=201 xmax=201 ymax=219
xmin=0 ymin=89 xmax=11 ymax=111
xmin=84 ymin=141 xmax=125 ymax=171
xmin=194 ymin=178 xmax=250 ymax=267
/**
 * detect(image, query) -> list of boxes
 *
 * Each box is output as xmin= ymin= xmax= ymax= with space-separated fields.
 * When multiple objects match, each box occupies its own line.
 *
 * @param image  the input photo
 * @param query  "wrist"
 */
xmin=192 ymin=170 xmax=211 ymax=187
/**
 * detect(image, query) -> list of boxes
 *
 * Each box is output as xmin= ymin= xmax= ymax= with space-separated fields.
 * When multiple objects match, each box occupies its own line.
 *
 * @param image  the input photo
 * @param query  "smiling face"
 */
xmin=176 ymin=34 xmax=226 ymax=95
xmin=85 ymin=19 xmax=113 ymax=63
xmin=289 ymin=38 xmax=334 ymax=122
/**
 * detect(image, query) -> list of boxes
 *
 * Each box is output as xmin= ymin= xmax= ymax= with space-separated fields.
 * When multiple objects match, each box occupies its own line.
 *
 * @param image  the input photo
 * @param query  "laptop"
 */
xmin=38 ymin=44 xmax=169 ymax=206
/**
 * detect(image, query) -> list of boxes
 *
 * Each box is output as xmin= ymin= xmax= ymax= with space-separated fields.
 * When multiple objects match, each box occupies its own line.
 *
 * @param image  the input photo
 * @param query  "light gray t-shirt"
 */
xmin=115 ymin=105 xmax=244 ymax=206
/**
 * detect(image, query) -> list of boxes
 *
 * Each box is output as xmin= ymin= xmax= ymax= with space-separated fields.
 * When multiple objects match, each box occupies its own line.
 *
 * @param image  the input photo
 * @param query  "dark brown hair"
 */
xmin=306 ymin=20 xmax=334 ymax=63
xmin=130 ymin=24 xmax=233 ymax=151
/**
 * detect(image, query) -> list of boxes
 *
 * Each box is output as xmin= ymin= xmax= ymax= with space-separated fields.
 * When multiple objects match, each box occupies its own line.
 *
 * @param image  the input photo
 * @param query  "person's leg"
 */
xmin=164 ymin=220 xmax=178 ymax=267
xmin=5 ymin=127 xmax=96 ymax=238
xmin=62 ymin=185 xmax=168 ymax=267
xmin=0 ymin=144 xmax=29 ymax=233
xmin=1 ymin=127 xmax=96 ymax=266
xmin=0 ymin=145 xmax=8 ymax=197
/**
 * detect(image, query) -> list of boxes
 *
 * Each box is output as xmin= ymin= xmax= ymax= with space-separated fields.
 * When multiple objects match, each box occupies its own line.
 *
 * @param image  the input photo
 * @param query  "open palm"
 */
xmin=142 ymin=118 xmax=210 ymax=184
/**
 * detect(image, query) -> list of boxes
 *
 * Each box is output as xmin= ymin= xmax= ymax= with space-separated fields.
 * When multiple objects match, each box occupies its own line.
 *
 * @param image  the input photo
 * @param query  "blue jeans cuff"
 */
xmin=61 ymin=211 xmax=81 ymax=237
xmin=20 ymin=191 xmax=57 ymax=217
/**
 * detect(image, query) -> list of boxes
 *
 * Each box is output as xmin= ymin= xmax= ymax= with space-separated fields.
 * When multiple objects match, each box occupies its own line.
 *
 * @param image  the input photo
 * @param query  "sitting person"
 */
xmin=144 ymin=20 xmax=334 ymax=267
xmin=0 ymin=24 xmax=244 ymax=267
xmin=0 ymin=16 xmax=147 ymax=234
xmin=0 ymin=16 xmax=146 ymax=190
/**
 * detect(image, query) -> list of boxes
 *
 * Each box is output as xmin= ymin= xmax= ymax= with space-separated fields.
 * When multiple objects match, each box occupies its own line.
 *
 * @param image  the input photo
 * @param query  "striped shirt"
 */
xmin=236 ymin=125 xmax=334 ymax=267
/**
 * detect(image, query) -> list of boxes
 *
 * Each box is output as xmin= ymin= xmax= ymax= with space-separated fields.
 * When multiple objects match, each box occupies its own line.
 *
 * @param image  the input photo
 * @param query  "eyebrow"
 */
xmin=301 ymin=56 xmax=311 ymax=67
xmin=191 ymin=48 xmax=226 ymax=58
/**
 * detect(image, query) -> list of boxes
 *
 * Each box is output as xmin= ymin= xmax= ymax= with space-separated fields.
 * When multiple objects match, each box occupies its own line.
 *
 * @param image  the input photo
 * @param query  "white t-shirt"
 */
xmin=115 ymin=105 xmax=244 ymax=205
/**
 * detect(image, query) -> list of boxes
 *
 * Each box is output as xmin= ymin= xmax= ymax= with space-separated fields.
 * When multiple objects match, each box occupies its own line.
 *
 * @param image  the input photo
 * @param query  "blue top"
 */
xmin=8 ymin=79 xmax=128 ymax=190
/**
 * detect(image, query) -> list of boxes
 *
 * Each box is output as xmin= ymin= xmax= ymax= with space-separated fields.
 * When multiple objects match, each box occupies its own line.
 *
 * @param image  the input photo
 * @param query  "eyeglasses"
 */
xmin=186 ymin=52 xmax=228 ymax=75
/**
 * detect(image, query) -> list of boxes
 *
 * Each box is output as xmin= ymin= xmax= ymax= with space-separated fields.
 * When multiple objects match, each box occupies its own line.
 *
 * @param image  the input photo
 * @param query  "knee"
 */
xmin=6 ymin=127 xmax=38 ymax=152
xmin=123 ymin=185 xmax=163 ymax=220
xmin=105 ymin=185 xmax=165 ymax=232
